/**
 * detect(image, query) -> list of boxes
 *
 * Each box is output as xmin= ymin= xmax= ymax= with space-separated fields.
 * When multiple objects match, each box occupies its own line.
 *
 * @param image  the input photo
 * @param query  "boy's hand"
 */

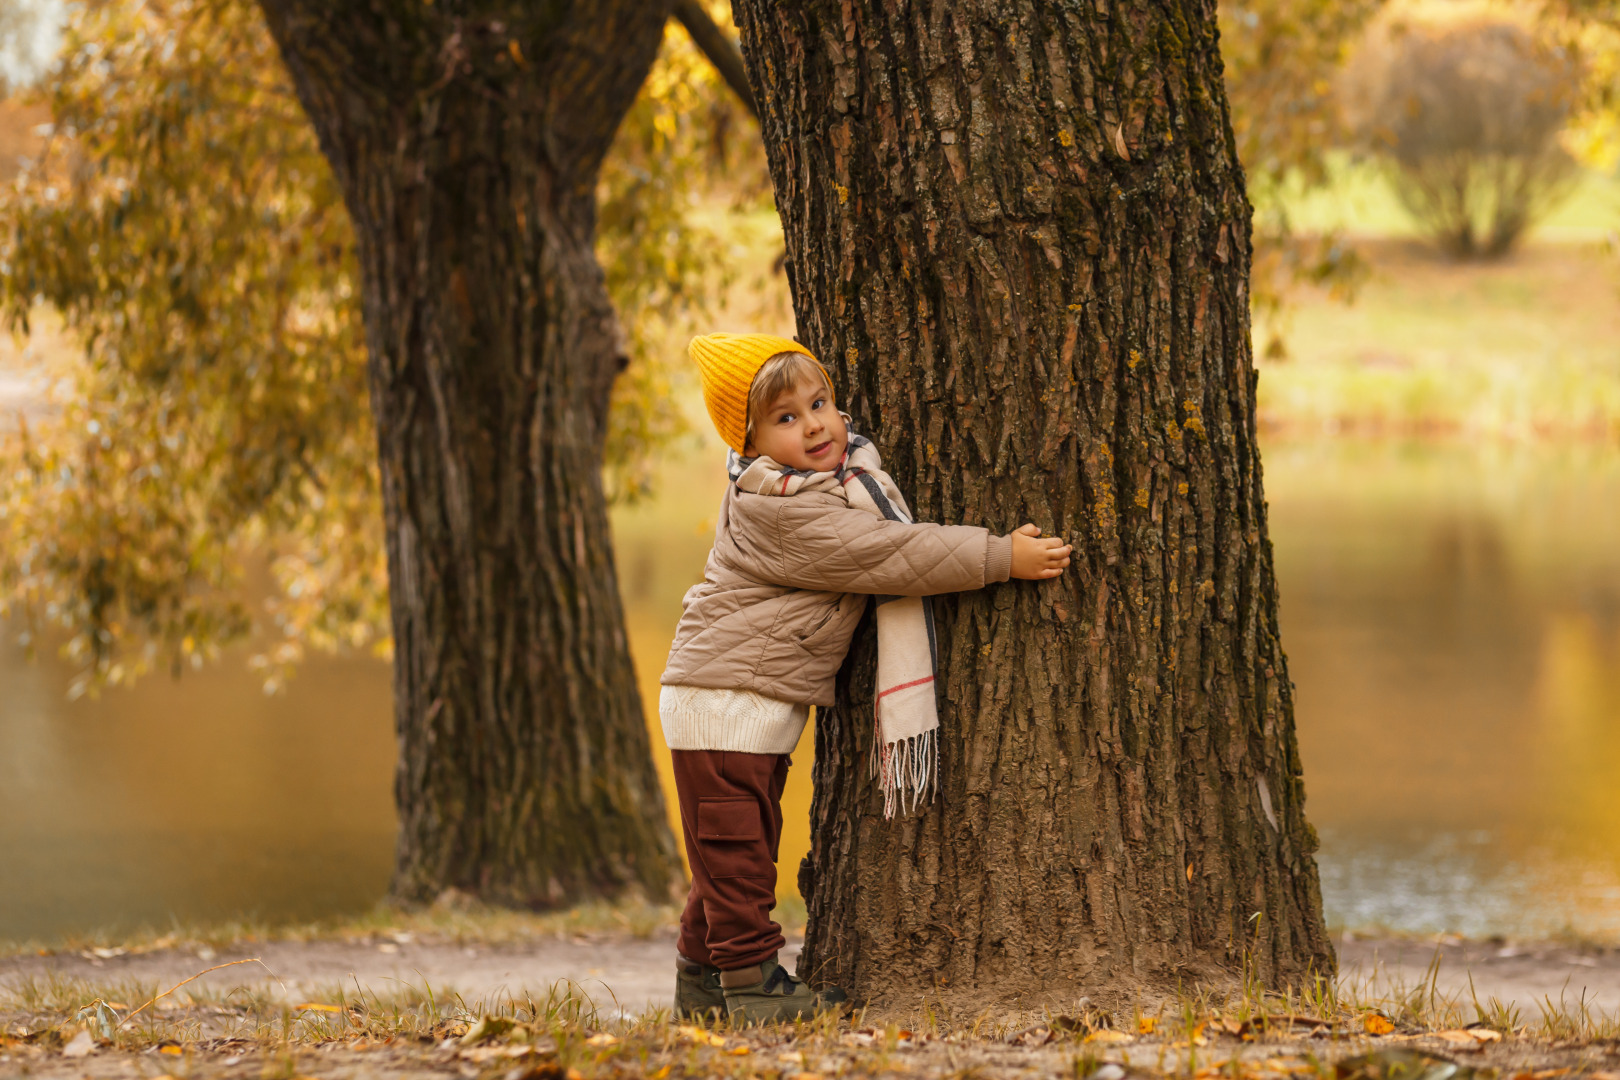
xmin=1009 ymin=523 xmax=1072 ymax=580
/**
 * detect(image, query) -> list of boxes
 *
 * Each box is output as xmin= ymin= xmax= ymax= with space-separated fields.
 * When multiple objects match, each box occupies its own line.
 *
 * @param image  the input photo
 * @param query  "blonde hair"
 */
xmin=745 ymin=352 xmax=833 ymax=448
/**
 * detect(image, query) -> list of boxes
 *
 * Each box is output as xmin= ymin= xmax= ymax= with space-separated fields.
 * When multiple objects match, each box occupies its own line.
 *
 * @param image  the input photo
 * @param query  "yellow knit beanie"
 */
xmin=687 ymin=332 xmax=825 ymax=454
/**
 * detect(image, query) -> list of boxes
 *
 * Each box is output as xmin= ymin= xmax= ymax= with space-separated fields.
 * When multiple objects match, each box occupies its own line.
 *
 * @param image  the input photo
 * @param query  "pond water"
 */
xmin=3 ymin=437 xmax=1620 ymax=945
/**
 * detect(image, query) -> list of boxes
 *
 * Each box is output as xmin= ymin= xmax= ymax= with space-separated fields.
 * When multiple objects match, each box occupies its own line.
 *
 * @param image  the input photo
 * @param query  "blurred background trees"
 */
xmin=10 ymin=0 xmax=1612 ymax=693
xmin=1348 ymin=16 xmax=1583 ymax=258
xmin=1 ymin=0 xmax=1399 ymax=689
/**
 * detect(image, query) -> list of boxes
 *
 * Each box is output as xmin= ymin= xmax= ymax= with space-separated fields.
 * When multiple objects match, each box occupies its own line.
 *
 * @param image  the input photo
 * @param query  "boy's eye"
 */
xmin=777 ymin=412 xmax=795 ymax=424
xmin=812 ymin=398 xmax=825 ymax=410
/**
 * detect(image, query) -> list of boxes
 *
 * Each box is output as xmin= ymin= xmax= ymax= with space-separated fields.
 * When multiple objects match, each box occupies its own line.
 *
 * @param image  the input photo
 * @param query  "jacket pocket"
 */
xmin=794 ymin=598 xmax=841 ymax=642
xmin=695 ymin=796 xmax=765 ymax=879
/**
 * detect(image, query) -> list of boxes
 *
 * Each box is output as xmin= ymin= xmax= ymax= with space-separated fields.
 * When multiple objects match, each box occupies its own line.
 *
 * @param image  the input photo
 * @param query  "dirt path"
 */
xmin=6 ymin=932 xmax=1620 ymax=1017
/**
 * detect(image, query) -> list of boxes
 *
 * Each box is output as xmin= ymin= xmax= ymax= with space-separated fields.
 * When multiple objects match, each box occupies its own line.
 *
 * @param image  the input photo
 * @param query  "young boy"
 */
xmin=662 ymin=332 xmax=1071 ymax=1024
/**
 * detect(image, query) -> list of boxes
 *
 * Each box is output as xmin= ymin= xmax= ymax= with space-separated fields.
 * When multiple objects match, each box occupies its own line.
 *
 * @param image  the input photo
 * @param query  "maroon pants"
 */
xmin=671 ymin=749 xmax=789 ymax=970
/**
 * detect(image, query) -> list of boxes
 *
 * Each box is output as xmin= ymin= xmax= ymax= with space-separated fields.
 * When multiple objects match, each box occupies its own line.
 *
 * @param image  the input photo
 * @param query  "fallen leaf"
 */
xmin=778 ymin=1053 xmax=805 ymax=1065
xmin=61 ymin=1030 xmax=95 ymax=1058
xmin=1432 ymin=1029 xmax=1499 ymax=1049
xmin=1364 ymin=1014 xmax=1396 ymax=1036
xmin=790 ymin=1073 xmax=823 ymax=1080
xmin=727 ymin=1045 xmax=751 ymax=1056
xmin=677 ymin=1025 xmax=727 ymax=1048
xmin=1264 ymin=1057 xmax=1313 ymax=1073
xmin=1008 ymin=1026 xmax=1053 ymax=1046
xmin=295 ymin=1003 xmax=342 ymax=1013
xmin=459 ymin=1015 xmax=517 ymax=1046
xmin=585 ymin=1033 xmax=618 ymax=1048
xmin=1138 ymin=1016 xmax=1158 ymax=1035
xmin=1112 ymin=123 xmax=1130 ymax=161
xmin=159 ymin=1044 xmax=184 ymax=1055
xmin=649 ymin=1068 xmax=671 ymax=1080
xmin=1085 ymin=1029 xmax=1134 ymax=1045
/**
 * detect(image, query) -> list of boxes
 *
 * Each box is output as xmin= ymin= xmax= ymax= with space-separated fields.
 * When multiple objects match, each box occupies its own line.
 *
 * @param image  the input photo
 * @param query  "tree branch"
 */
xmin=670 ymin=0 xmax=758 ymax=121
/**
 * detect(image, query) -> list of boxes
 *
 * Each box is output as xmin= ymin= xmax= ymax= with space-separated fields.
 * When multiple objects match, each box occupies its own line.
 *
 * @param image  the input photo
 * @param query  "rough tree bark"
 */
xmin=256 ymin=1 xmax=680 ymax=906
xmin=732 ymin=0 xmax=1334 ymax=1005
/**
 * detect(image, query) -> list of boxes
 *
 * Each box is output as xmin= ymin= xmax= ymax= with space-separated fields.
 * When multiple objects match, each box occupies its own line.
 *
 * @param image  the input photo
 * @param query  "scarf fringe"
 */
xmin=871 ymin=724 xmax=938 ymax=819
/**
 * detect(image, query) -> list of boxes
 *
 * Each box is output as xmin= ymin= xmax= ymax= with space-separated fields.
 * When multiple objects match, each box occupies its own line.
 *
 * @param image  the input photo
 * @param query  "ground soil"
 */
xmin=6 ymin=931 xmax=1620 ymax=1017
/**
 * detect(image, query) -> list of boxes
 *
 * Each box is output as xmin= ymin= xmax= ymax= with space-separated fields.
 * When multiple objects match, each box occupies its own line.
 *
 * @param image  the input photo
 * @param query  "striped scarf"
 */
xmin=728 ymin=431 xmax=938 ymax=818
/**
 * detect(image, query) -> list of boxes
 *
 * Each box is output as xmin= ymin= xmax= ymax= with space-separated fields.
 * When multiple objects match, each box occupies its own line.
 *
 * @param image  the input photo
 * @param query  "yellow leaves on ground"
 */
xmin=294 ymin=1003 xmax=342 ymax=1014
xmin=677 ymin=1025 xmax=727 ymax=1047
xmin=1137 ymin=1016 xmax=1158 ymax=1035
xmin=584 ymin=1033 xmax=618 ymax=1048
xmin=1085 ymin=1029 xmax=1135 ymax=1045
xmin=1364 ymin=1013 xmax=1396 ymax=1035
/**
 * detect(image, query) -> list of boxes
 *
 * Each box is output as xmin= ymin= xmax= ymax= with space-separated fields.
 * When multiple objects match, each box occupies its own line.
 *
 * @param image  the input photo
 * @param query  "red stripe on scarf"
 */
xmin=878 ymin=675 xmax=934 ymax=699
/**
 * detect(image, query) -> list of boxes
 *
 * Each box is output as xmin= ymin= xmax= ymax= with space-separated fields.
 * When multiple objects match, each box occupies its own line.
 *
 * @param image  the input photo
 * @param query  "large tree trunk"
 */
xmin=733 ymin=0 xmax=1334 ymax=1006
xmin=257 ymin=1 xmax=680 ymax=906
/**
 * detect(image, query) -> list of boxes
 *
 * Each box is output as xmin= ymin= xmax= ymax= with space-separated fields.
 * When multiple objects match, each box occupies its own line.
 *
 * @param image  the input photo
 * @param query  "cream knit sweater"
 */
xmin=658 ymin=684 xmax=809 ymax=755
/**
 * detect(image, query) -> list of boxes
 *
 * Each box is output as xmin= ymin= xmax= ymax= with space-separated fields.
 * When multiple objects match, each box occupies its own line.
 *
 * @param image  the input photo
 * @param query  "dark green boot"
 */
xmin=721 ymin=956 xmax=845 ymax=1025
xmin=674 ymin=954 xmax=726 ymax=1020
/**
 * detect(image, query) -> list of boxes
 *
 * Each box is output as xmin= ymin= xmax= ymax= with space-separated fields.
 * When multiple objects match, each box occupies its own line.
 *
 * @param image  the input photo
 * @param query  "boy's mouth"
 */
xmin=806 ymin=439 xmax=835 ymax=459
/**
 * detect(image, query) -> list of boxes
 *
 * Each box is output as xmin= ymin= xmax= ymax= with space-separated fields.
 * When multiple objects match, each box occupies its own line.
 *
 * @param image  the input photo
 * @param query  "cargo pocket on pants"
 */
xmin=696 ymin=796 xmax=763 ymax=879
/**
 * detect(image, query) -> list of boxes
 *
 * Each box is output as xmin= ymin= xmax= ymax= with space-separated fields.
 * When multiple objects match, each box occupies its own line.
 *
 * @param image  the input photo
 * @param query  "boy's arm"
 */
xmin=769 ymin=499 xmax=1013 ymax=596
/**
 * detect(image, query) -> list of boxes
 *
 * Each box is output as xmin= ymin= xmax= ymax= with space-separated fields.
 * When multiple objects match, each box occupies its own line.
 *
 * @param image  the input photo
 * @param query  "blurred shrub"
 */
xmin=1355 ymin=19 xmax=1582 ymax=258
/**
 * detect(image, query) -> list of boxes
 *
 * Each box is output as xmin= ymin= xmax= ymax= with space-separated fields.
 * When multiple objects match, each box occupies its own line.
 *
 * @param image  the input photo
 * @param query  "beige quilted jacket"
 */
xmin=660 ymin=483 xmax=1014 ymax=706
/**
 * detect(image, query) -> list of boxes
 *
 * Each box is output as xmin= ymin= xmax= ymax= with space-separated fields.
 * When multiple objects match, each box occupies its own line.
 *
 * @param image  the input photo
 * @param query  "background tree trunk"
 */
xmin=732 ymin=0 xmax=1334 ymax=1006
xmin=257 ymin=1 xmax=680 ymax=907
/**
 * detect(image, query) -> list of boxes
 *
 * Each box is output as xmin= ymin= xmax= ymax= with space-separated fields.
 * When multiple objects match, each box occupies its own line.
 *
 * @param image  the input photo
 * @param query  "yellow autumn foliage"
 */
xmin=0 ymin=0 xmax=759 ymax=692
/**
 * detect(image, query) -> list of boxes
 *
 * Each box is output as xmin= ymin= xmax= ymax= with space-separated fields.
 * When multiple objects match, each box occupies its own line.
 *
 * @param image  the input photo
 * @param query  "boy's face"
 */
xmin=746 ymin=375 xmax=848 ymax=471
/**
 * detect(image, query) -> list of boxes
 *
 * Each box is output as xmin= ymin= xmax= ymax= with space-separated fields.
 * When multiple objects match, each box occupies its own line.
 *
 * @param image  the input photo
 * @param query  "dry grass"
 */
xmin=6 ymin=942 xmax=1620 ymax=1080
